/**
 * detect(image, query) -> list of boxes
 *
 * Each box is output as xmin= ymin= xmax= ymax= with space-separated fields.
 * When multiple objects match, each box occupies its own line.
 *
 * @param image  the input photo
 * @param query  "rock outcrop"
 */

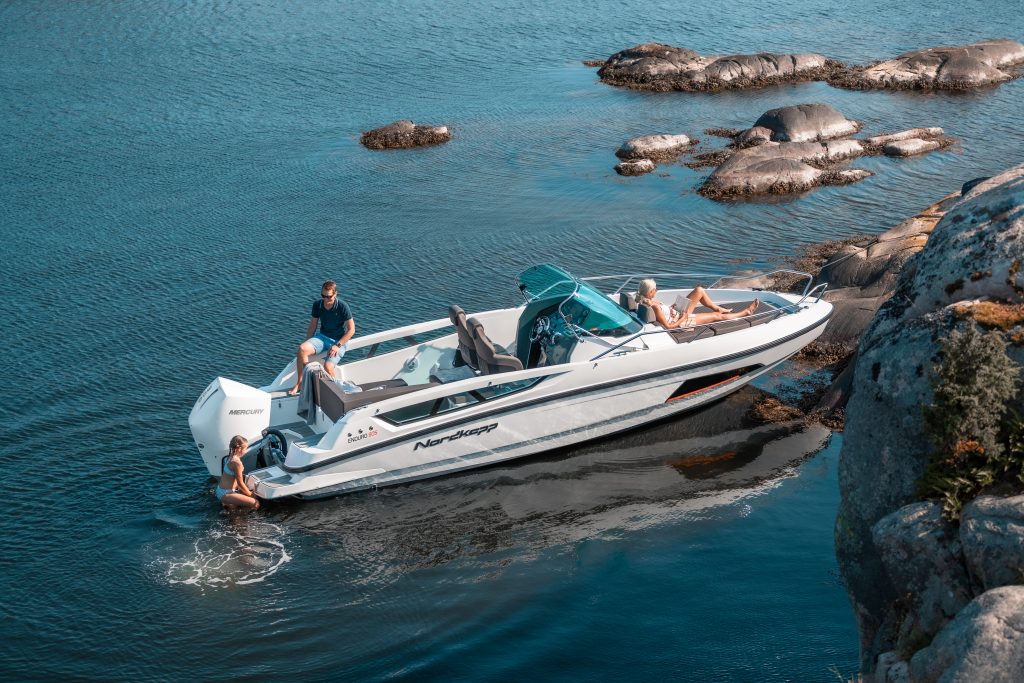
xmin=696 ymin=105 xmax=951 ymax=199
xmin=910 ymin=586 xmax=1024 ymax=682
xmin=836 ymin=161 xmax=1024 ymax=673
xmin=960 ymin=495 xmax=1024 ymax=591
xmin=872 ymin=503 xmax=973 ymax=639
xmin=832 ymin=39 xmax=1024 ymax=90
xmin=614 ymin=134 xmax=695 ymax=175
xmin=360 ymin=120 xmax=451 ymax=150
xmin=740 ymin=103 xmax=861 ymax=144
xmin=595 ymin=39 xmax=1024 ymax=93
xmin=699 ymin=140 xmax=870 ymax=198
xmin=815 ymin=190 xmax=957 ymax=344
xmin=597 ymin=43 xmax=835 ymax=91
xmin=616 ymin=133 xmax=694 ymax=161
xmin=615 ymin=158 xmax=656 ymax=176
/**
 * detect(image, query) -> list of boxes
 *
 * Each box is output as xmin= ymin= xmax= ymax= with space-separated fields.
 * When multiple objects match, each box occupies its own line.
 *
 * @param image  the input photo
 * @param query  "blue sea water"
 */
xmin=2 ymin=0 xmax=1023 ymax=679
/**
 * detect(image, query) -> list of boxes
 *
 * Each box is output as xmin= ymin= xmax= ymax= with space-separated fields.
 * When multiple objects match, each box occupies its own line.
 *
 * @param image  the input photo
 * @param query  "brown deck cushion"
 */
xmin=668 ymin=300 xmax=782 ymax=343
xmin=314 ymin=375 xmax=438 ymax=421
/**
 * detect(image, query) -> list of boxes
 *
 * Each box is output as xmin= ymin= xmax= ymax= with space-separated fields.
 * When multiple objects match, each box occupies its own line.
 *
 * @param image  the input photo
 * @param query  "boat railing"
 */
xmin=581 ymin=268 xmax=818 ymax=300
xmin=585 ymin=272 xmax=828 ymax=361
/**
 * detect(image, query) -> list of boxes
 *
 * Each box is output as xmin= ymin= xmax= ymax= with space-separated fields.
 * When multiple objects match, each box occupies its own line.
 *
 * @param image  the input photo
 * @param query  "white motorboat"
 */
xmin=189 ymin=264 xmax=832 ymax=500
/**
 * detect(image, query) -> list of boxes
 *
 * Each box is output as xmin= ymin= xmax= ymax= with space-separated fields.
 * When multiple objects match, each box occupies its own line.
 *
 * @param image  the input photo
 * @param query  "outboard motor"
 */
xmin=189 ymin=377 xmax=272 ymax=477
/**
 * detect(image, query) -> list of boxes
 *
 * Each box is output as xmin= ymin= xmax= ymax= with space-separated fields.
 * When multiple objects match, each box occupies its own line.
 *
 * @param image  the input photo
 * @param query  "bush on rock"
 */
xmin=921 ymin=326 xmax=1022 ymax=518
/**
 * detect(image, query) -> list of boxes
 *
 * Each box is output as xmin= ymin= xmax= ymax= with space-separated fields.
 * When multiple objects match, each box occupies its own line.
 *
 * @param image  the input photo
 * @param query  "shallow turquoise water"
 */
xmin=2 ymin=0 xmax=1023 ymax=679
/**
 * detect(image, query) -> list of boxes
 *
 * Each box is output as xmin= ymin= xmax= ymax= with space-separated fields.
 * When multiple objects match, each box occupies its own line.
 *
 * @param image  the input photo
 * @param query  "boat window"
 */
xmin=380 ymin=397 xmax=443 ymax=425
xmin=474 ymin=377 xmax=540 ymax=401
xmin=562 ymin=281 xmax=643 ymax=337
xmin=379 ymin=378 xmax=543 ymax=426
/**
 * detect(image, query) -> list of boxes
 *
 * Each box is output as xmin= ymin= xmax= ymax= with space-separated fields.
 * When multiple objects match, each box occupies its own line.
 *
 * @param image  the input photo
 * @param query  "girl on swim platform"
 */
xmin=215 ymin=435 xmax=260 ymax=510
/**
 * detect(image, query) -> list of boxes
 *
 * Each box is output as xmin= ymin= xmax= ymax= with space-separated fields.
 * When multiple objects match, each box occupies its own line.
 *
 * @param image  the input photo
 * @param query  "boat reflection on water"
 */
xmin=262 ymin=386 xmax=832 ymax=577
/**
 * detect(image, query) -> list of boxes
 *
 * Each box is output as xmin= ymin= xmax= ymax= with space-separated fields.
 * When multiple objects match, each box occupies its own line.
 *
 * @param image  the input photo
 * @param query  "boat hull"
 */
xmin=248 ymin=309 xmax=829 ymax=500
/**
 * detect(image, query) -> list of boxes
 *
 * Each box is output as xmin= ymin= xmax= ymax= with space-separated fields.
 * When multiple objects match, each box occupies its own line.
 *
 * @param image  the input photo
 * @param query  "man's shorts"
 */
xmin=306 ymin=333 xmax=348 ymax=366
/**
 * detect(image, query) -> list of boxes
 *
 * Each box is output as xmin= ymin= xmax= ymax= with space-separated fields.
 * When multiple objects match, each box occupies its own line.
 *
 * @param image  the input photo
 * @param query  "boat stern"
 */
xmin=189 ymin=377 xmax=272 ymax=477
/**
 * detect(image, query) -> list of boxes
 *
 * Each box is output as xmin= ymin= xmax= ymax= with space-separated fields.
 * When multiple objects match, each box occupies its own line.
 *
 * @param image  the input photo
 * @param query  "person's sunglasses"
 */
xmin=322 ymin=292 xmax=335 ymax=298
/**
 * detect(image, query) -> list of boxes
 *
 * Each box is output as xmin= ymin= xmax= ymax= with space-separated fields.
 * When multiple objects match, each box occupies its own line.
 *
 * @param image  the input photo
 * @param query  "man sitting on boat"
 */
xmin=287 ymin=280 xmax=356 ymax=395
xmin=637 ymin=279 xmax=759 ymax=329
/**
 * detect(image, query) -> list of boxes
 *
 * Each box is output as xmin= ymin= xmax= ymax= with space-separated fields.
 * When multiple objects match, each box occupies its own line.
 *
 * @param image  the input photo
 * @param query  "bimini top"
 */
xmin=516 ymin=264 xmax=642 ymax=338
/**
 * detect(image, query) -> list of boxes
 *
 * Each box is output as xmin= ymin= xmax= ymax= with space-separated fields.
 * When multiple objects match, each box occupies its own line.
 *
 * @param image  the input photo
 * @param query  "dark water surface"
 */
xmin=2 ymin=0 xmax=1023 ymax=679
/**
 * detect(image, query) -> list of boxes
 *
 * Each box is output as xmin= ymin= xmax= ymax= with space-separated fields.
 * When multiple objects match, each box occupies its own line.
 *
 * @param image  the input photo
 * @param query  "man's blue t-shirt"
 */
xmin=312 ymin=298 xmax=353 ymax=340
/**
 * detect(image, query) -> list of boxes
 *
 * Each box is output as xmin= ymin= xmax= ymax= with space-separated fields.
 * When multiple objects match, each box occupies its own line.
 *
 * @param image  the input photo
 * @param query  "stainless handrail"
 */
xmin=531 ymin=268 xmax=826 ymax=354
xmin=582 ymin=269 xmax=816 ymax=300
xmin=588 ymin=280 xmax=829 ymax=362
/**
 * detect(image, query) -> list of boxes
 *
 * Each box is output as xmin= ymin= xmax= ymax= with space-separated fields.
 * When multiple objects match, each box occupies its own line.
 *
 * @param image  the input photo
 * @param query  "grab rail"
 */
xmin=582 ymin=269 xmax=817 ymax=300
xmin=587 ymin=278 xmax=829 ymax=362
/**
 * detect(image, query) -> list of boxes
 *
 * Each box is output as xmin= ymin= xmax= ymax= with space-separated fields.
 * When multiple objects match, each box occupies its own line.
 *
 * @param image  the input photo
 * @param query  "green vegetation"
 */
xmin=920 ymin=325 xmax=1023 ymax=519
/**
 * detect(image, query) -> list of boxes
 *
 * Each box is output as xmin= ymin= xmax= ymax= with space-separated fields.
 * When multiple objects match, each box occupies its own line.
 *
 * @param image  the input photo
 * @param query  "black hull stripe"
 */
xmin=295 ymin=358 xmax=790 ymax=499
xmin=281 ymin=311 xmax=831 ymax=474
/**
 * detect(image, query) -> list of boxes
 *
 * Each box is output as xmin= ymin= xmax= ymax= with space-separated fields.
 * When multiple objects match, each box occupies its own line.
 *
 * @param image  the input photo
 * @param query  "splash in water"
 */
xmin=151 ymin=518 xmax=290 ymax=588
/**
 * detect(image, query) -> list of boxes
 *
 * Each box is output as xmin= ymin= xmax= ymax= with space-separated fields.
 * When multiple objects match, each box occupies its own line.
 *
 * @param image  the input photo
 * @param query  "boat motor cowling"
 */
xmin=189 ymin=377 xmax=272 ymax=477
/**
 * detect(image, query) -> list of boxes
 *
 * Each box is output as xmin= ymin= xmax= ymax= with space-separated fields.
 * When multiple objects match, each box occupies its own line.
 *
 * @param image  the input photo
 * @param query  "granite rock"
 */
xmin=735 ymin=125 xmax=772 ymax=147
xmin=837 ymin=161 xmax=1024 ymax=669
xmin=615 ymin=158 xmax=656 ymax=176
xmin=960 ymin=495 xmax=1024 ymax=591
xmin=597 ymin=43 xmax=832 ymax=91
xmin=698 ymin=139 xmax=866 ymax=198
xmin=863 ymin=128 xmax=946 ymax=148
xmin=910 ymin=586 xmax=1024 ymax=683
xmin=360 ymin=120 xmax=452 ymax=149
xmin=874 ymin=652 xmax=909 ymax=683
xmin=816 ymin=192 xmax=955 ymax=345
xmin=749 ymin=103 xmax=861 ymax=143
xmin=616 ymin=133 xmax=693 ymax=161
xmin=872 ymin=502 xmax=972 ymax=639
xmin=884 ymin=139 xmax=941 ymax=157
xmin=833 ymin=39 xmax=1024 ymax=90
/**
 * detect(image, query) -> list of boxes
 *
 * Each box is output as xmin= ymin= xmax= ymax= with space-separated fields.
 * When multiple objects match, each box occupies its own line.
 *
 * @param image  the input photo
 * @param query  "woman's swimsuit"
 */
xmin=216 ymin=458 xmax=242 ymax=501
xmin=658 ymin=302 xmax=696 ymax=329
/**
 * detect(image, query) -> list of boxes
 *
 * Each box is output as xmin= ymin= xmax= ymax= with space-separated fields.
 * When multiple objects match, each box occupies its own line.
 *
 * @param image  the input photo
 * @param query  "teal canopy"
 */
xmin=516 ymin=264 xmax=641 ymax=336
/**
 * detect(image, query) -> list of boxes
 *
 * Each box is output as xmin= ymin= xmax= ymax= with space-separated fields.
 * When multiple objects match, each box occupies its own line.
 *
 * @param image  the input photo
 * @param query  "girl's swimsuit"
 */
xmin=216 ymin=458 xmax=242 ymax=500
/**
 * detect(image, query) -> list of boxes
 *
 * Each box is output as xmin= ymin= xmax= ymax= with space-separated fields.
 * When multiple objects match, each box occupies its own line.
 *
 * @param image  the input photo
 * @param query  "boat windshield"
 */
xmin=516 ymin=264 xmax=642 ymax=337
xmin=516 ymin=264 xmax=578 ymax=302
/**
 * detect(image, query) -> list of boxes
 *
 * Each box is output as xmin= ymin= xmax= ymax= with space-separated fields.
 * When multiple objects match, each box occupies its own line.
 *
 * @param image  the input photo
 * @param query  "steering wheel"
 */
xmin=529 ymin=315 xmax=551 ymax=343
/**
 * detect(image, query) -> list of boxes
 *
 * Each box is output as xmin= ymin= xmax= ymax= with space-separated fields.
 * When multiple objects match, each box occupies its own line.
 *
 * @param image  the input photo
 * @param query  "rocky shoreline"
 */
xmin=764 ymin=163 xmax=1024 ymax=681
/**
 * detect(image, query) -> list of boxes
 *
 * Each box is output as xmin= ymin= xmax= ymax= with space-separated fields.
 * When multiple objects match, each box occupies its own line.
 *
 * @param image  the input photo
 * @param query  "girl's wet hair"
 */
xmin=229 ymin=434 xmax=248 ymax=453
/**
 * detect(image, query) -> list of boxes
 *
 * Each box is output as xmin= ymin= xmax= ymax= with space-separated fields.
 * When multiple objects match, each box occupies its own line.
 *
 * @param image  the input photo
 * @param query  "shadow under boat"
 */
xmin=256 ymin=385 xmax=832 ymax=573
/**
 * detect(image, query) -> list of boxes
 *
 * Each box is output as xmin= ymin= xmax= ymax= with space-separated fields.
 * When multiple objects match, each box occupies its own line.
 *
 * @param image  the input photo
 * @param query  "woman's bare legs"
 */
xmin=685 ymin=285 xmax=731 ymax=314
xmin=690 ymin=299 xmax=760 ymax=325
